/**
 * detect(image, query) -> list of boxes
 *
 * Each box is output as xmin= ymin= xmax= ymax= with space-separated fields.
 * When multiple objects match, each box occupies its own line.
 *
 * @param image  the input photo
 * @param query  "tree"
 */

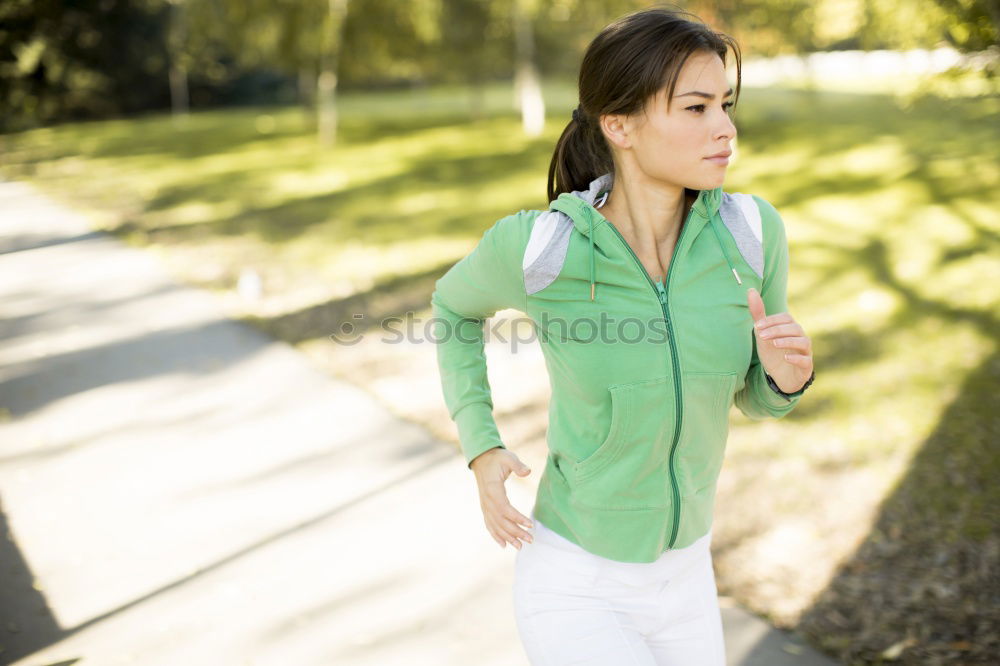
xmin=166 ymin=0 xmax=190 ymax=119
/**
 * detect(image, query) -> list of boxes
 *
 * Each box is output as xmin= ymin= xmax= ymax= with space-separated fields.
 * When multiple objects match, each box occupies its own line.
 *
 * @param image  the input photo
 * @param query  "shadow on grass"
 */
xmin=4 ymin=104 xmax=475 ymax=165
xmin=740 ymin=88 xmax=998 ymax=216
xmin=120 ymin=133 xmax=556 ymax=245
xmin=107 ymin=89 xmax=1000 ymax=259
xmin=242 ymin=260 xmax=457 ymax=345
xmin=6 ymin=87 xmax=996 ymax=262
xmin=796 ymin=346 xmax=999 ymax=664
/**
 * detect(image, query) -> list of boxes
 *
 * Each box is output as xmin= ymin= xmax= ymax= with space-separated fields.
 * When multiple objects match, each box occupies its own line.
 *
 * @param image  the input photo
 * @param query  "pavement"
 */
xmin=0 ymin=178 xmax=840 ymax=665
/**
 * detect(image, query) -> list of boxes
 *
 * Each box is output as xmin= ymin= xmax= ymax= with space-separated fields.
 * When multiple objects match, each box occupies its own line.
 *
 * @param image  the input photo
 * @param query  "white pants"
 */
xmin=512 ymin=510 xmax=727 ymax=665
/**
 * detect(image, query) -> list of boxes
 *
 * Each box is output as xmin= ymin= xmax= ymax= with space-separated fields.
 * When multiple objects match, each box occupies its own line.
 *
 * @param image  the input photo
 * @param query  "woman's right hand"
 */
xmin=470 ymin=447 xmax=535 ymax=550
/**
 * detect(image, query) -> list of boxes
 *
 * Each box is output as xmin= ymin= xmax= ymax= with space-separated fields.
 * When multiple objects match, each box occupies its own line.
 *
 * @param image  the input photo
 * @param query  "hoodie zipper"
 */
xmin=600 ymin=209 xmax=693 ymax=551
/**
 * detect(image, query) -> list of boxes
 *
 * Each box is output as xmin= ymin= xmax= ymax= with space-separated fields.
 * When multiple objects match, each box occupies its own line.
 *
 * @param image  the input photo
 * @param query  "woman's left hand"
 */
xmin=747 ymin=287 xmax=814 ymax=393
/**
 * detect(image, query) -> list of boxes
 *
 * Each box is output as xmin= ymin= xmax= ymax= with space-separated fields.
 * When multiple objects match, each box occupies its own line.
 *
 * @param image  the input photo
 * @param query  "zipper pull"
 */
xmin=654 ymin=278 xmax=667 ymax=305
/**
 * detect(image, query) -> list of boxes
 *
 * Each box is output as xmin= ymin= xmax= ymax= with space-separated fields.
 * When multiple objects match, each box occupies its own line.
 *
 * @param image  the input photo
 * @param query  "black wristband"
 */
xmin=765 ymin=369 xmax=814 ymax=401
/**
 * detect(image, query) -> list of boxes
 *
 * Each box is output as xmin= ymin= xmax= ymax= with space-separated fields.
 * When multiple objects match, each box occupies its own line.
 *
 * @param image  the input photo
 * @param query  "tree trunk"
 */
xmin=512 ymin=0 xmax=544 ymax=136
xmin=167 ymin=0 xmax=189 ymax=121
xmin=317 ymin=69 xmax=338 ymax=147
xmin=298 ymin=64 xmax=316 ymax=130
xmin=169 ymin=65 xmax=189 ymax=116
xmin=317 ymin=0 xmax=350 ymax=148
xmin=298 ymin=65 xmax=315 ymax=109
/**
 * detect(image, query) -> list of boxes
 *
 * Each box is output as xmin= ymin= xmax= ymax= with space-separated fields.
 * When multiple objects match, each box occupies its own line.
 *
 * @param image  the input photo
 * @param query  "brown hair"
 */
xmin=546 ymin=4 xmax=742 ymax=202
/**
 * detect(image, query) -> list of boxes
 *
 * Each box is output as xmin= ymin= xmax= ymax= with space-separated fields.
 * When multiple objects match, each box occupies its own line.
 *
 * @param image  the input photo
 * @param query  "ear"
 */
xmin=599 ymin=112 xmax=633 ymax=150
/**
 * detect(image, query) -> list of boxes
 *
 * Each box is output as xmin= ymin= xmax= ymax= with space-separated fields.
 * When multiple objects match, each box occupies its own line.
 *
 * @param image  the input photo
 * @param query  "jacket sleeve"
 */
xmin=430 ymin=211 xmax=532 ymax=468
xmin=734 ymin=195 xmax=806 ymax=420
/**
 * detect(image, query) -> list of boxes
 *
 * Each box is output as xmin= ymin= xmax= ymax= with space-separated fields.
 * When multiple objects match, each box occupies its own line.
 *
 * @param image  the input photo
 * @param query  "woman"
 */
xmin=431 ymin=6 xmax=815 ymax=665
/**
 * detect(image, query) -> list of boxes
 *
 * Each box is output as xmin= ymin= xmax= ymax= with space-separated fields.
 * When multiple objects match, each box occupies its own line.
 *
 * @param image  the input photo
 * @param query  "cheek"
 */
xmin=668 ymin=122 xmax=703 ymax=154
xmin=633 ymin=120 xmax=703 ymax=178
xmin=658 ymin=126 xmax=703 ymax=169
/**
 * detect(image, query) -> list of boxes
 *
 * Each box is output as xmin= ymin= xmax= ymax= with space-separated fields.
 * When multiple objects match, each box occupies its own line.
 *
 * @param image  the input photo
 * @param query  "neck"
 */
xmin=597 ymin=175 xmax=698 ymax=251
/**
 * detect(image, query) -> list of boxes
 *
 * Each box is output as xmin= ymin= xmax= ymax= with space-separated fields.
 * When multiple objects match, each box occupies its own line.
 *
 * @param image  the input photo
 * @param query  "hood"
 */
xmin=548 ymin=172 xmax=741 ymax=301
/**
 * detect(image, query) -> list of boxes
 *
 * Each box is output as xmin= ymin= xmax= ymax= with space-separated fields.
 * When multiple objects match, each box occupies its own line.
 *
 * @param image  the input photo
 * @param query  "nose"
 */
xmin=717 ymin=107 xmax=737 ymax=140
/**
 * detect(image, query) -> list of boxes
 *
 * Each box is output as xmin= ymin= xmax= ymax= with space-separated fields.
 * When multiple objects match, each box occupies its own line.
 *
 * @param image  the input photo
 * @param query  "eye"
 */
xmin=687 ymin=101 xmax=735 ymax=114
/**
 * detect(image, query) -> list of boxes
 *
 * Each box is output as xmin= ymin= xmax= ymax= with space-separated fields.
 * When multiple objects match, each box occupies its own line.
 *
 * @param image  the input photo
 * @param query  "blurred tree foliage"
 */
xmin=0 ymin=0 xmax=295 ymax=131
xmin=930 ymin=0 xmax=999 ymax=51
xmin=0 ymin=0 xmax=995 ymax=134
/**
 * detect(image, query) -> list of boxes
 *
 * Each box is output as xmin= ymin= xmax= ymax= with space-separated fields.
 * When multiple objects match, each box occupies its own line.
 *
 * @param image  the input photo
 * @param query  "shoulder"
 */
xmin=744 ymin=195 xmax=790 ymax=275
xmin=518 ymin=207 xmax=577 ymax=294
xmin=480 ymin=209 xmax=542 ymax=253
xmin=748 ymin=194 xmax=788 ymax=239
xmin=491 ymin=208 xmax=544 ymax=233
xmin=717 ymin=191 xmax=790 ymax=280
xmin=742 ymin=194 xmax=792 ymax=285
xmin=748 ymin=193 xmax=778 ymax=216
xmin=720 ymin=191 xmax=787 ymax=244
xmin=483 ymin=207 xmax=558 ymax=263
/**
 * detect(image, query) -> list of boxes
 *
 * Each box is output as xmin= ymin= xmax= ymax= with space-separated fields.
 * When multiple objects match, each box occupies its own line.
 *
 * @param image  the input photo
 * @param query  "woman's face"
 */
xmin=607 ymin=50 xmax=738 ymax=191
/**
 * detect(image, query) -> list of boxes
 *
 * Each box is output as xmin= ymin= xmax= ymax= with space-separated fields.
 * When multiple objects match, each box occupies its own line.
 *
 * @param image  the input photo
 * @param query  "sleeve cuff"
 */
xmin=452 ymin=401 xmax=506 ymax=468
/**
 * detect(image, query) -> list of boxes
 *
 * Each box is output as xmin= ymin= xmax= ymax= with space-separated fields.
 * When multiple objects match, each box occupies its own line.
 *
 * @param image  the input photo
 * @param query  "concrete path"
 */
xmin=0 ymin=179 xmax=839 ymax=665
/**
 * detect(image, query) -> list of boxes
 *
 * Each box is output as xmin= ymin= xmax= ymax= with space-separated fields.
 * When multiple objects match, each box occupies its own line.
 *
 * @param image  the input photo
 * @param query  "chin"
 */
xmin=689 ymin=177 xmax=725 ymax=192
xmin=701 ymin=173 xmax=727 ymax=189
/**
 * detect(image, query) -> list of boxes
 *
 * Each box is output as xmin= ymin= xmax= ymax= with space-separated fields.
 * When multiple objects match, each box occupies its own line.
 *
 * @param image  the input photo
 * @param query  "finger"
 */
xmin=782 ymin=353 xmax=812 ymax=366
xmin=757 ymin=322 xmax=802 ymax=339
xmin=746 ymin=288 xmax=766 ymax=323
xmin=489 ymin=529 xmax=505 ymax=548
xmin=489 ymin=512 xmax=530 ymax=549
xmin=769 ymin=336 xmax=811 ymax=353
xmin=501 ymin=513 xmax=534 ymax=545
xmin=505 ymin=505 xmax=534 ymax=529
xmin=753 ymin=312 xmax=793 ymax=331
xmin=487 ymin=511 xmax=526 ymax=550
xmin=496 ymin=523 xmax=522 ymax=550
xmin=486 ymin=518 xmax=512 ymax=549
xmin=483 ymin=482 xmax=534 ymax=530
xmin=501 ymin=498 xmax=535 ymax=530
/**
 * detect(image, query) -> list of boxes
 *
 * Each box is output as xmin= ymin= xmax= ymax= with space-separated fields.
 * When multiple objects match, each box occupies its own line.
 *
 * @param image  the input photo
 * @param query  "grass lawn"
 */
xmin=2 ymin=74 xmax=997 ymax=665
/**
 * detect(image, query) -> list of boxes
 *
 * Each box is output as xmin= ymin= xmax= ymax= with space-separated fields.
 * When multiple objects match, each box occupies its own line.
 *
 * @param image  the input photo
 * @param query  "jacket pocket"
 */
xmin=572 ymin=383 xmax=631 ymax=481
xmin=569 ymin=376 xmax=674 ymax=510
xmin=677 ymin=371 xmax=739 ymax=496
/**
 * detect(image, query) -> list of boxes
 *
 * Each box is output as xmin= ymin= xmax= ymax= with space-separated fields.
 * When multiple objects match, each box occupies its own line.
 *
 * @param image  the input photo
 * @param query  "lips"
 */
xmin=704 ymin=149 xmax=732 ymax=166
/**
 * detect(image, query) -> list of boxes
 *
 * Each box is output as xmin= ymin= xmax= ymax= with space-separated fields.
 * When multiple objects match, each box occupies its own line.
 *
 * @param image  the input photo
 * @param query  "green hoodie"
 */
xmin=431 ymin=172 xmax=808 ymax=563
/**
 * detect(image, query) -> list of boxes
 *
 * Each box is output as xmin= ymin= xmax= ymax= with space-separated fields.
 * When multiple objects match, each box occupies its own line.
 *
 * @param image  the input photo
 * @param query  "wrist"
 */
xmin=469 ymin=445 xmax=504 ymax=470
xmin=765 ymin=369 xmax=815 ymax=400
